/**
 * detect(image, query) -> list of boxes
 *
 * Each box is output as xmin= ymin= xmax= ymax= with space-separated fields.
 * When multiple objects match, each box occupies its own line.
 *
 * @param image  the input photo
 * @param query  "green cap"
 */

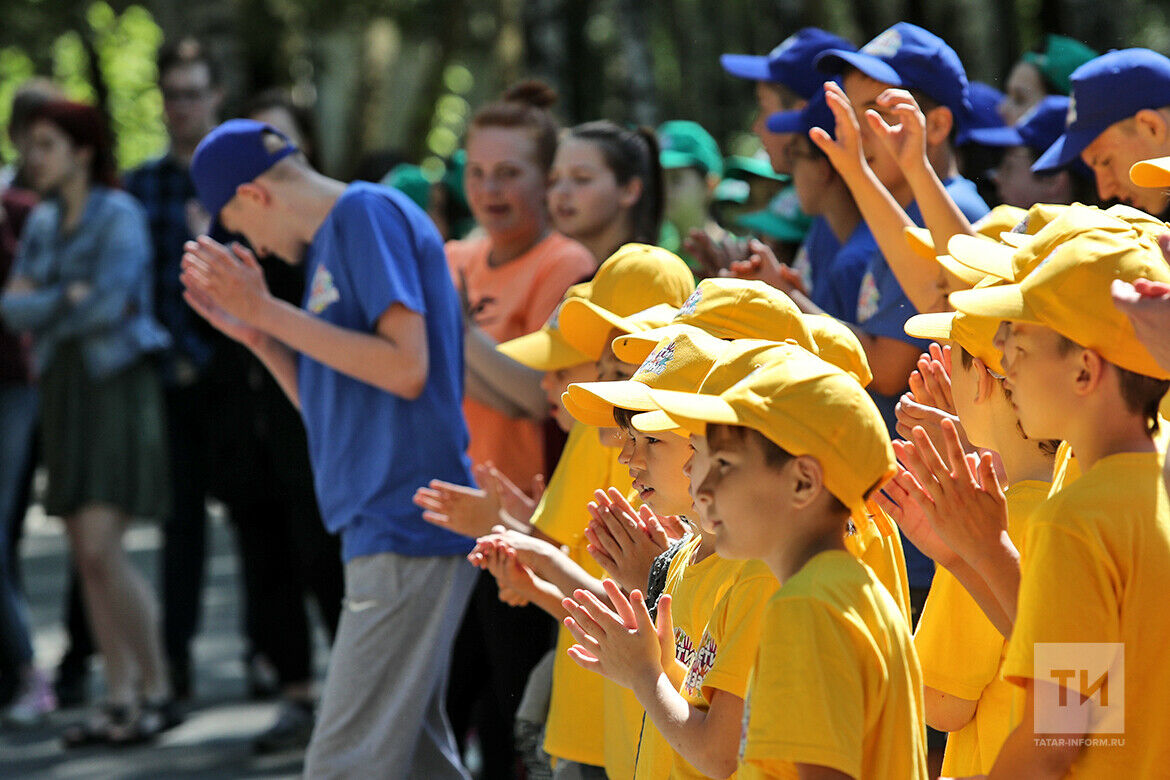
xmin=1022 ymin=35 xmax=1098 ymax=95
xmin=723 ymin=154 xmax=788 ymax=182
xmin=658 ymin=120 xmax=723 ymax=177
xmin=382 ymin=164 xmax=430 ymax=210
xmin=735 ymin=185 xmax=811 ymax=243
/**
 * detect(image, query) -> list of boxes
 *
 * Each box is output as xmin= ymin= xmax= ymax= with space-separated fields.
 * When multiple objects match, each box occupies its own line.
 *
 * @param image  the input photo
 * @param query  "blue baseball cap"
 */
xmin=1032 ymin=48 xmax=1170 ymax=172
xmin=814 ymin=22 xmax=971 ymax=120
xmin=956 ymin=81 xmax=1006 ymax=145
xmin=967 ymin=95 xmax=1070 ymax=154
xmin=765 ymin=86 xmax=837 ymax=138
xmin=721 ymin=28 xmax=856 ymax=100
xmin=190 ymin=119 xmax=300 ymax=236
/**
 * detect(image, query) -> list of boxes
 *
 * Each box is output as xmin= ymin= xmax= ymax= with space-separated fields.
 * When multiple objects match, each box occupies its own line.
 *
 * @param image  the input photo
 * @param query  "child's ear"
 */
xmin=923 ymin=105 xmax=954 ymax=148
xmin=789 ymin=455 xmax=827 ymax=509
xmin=972 ymin=358 xmax=996 ymax=404
xmin=619 ymin=176 xmax=644 ymax=210
xmin=1073 ymin=348 xmax=1107 ymax=396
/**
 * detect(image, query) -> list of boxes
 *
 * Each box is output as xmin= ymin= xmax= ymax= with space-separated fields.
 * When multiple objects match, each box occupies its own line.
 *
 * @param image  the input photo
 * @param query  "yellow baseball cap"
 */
xmin=497 ymin=282 xmax=593 ymax=371
xmin=801 ymin=314 xmax=873 ymax=388
xmin=497 ymin=243 xmax=694 ymax=369
xmin=644 ymin=343 xmax=896 ymax=518
xmin=612 ymin=277 xmax=815 ymax=364
xmin=1130 ymin=156 xmax=1170 ymax=188
xmin=558 ymin=299 xmax=680 ymax=359
xmin=903 ymin=204 xmax=1027 ymax=262
xmin=563 ymin=328 xmax=730 ymax=428
xmin=905 ymin=310 xmax=1005 ymax=375
xmin=946 ymin=202 xmax=1075 ymax=282
xmin=949 ymin=219 xmax=1170 ymax=379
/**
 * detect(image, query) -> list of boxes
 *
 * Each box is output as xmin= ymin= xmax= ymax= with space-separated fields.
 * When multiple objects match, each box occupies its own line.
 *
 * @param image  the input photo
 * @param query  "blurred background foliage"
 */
xmin=1 ymin=0 xmax=1169 ymax=179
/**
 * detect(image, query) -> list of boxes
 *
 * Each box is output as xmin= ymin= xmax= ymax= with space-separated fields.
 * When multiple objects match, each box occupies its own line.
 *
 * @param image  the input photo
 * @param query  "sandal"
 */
xmin=62 ymin=702 xmax=132 ymax=748
xmin=106 ymin=697 xmax=184 ymax=747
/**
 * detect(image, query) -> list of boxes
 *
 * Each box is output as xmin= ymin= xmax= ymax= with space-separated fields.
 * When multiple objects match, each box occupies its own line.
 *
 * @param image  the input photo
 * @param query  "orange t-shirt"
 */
xmin=446 ymin=232 xmax=596 ymax=489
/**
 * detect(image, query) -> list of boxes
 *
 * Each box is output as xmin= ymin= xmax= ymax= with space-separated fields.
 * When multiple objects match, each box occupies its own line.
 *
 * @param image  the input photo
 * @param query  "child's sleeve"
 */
xmin=914 ymin=567 xmax=1005 ymax=701
xmin=1002 ymin=516 xmax=1122 ymax=691
xmin=693 ymin=572 xmax=778 ymax=703
xmin=336 ymin=192 xmax=428 ymax=328
xmin=741 ymin=595 xmax=866 ymax=779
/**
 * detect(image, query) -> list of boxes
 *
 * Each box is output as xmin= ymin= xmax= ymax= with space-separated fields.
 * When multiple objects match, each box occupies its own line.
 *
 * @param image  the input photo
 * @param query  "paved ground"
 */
xmin=0 ymin=503 xmax=324 ymax=779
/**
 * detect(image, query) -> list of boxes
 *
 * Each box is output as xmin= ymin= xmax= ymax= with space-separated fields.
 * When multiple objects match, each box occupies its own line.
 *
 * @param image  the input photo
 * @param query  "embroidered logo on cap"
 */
xmin=1066 ymin=94 xmax=1078 ymax=127
xmin=640 ymin=341 xmax=677 ymax=377
xmin=770 ymin=34 xmax=799 ymax=58
xmin=862 ymin=29 xmax=902 ymax=59
xmin=678 ymin=287 xmax=703 ymax=317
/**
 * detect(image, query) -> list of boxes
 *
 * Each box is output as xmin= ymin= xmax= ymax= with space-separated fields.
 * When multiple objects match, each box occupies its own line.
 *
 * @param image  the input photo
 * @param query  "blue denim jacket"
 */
xmin=0 ymin=187 xmax=171 ymax=380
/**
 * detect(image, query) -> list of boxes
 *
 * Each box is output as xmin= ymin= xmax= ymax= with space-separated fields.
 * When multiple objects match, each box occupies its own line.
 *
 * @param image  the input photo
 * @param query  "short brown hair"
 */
xmin=1055 ymin=336 xmax=1169 ymax=434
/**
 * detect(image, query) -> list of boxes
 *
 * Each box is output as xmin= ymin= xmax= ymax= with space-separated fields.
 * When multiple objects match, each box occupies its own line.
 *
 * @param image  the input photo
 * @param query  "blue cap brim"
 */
xmin=720 ymin=54 xmax=772 ymax=82
xmin=765 ymin=109 xmax=805 ymax=134
xmin=964 ymin=125 xmax=1024 ymax=147
xmin=1031 ymin=125 xmax=1100 ymax=173
xmin=814 ymin=50 xmax=903 ymax=88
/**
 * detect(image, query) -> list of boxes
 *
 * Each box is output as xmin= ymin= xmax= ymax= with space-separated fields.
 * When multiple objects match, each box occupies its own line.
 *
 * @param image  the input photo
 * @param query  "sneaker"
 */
xmin=252 ymin=699 xmax=314 ymax=754
xmin=5 ymin=669 xmax=57 ymax=727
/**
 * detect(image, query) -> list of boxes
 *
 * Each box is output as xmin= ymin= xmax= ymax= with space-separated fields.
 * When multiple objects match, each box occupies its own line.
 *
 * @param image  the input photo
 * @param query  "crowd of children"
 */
xmin=5 ymin=15 xmax=1170 ymax=780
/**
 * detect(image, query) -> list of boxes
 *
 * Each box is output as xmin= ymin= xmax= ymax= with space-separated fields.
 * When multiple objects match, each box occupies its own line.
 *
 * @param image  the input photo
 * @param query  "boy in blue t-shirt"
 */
xmin=183 ymin=119 xmax=476 ymax=778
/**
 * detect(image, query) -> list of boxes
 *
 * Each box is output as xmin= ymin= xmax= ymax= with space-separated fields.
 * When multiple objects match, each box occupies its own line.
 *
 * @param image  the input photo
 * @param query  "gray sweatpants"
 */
xmin=304 ymin=551 xmax=477 ymax=779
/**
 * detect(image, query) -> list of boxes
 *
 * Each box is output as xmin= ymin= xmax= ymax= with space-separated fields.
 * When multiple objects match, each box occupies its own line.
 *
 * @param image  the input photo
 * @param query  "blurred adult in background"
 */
xmin=213 ymin=88 xmax=344 ymax=754
xmin=444 ymin=80 xmax=593 ymax=779
xmin=123 ymin=37 xmax=224 ymax=703
xmin=549 ymin=119 xmax=665 ymax=263
xmin=0 ymin=79 xmax=58 ymax=725
xmin=0 ymin=99 xmax=175 ymax=745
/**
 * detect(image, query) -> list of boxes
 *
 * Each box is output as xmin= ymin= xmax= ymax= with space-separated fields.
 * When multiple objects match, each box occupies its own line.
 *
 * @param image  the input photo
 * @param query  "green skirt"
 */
xmin=40 ymin=342 xmax=170 ymax=519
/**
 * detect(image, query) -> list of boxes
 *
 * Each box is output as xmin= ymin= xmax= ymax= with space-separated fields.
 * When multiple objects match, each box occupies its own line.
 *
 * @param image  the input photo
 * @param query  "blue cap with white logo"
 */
xmin=765 ymin=86 xmax=837 ymax=138
xmin=967 ymin=95 xmax=1070 ymax=155
xmin=721 ymin=28 xmax=856 ymax=100
xmin=814 ymin=22 xmax=971 ymax=120
xmin=190 ymin=119 xmax=299 ymax=236
xmin=1032 ymin=48 xmax=1170 ymax=172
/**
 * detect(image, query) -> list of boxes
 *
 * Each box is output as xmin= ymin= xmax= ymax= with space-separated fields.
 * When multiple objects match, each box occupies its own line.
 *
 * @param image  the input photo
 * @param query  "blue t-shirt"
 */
xmin=811 ymin=222 xmax=873 ymax=322
xmin=792 ymin=216 xmax=840 ymax=297
xmin=297 ymin=183 xmax=474 ymax=561
xmin=852 ymin=176 xmax=988 ymax=588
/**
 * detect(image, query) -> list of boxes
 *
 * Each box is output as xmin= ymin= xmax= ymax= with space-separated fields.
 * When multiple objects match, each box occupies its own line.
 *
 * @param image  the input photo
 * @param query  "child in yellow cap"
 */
xmin=565 ymin=343 xmax=927 ymax=779
xmin=911 ymin=209 xmax=1170 ymax=775
xmin=885 ymin=307 xmax=1055 ymax=775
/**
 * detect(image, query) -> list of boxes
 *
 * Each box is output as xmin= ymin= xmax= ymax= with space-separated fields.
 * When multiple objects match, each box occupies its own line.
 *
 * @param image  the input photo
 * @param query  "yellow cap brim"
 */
xmin=904 ymin=226 xmax=936 ymax=262
xmin=497 ymin=328 xmax=593 ymax=371
xmin=997 ymin=231 xmax=1029 ymax=249
xmin=630 ymin=409 xmax=685 ymax=433
xmin=1130 ymin=157 xmax=1170 ymax=188
xmin=948 ymin=283 xmax=1038 ymax=324
xmin=936 ymin=253 xmax=988 ymax=288
xmin=564 ymin=380 xmax=656 ymax=427
xmin=612 ymin=323 xmax=708 ymax=365
xmin=559 ymin=299 xmax=634 ymax=359
xmin=947 ymin=234 xmax=1017 ymax=281
xmin=904 ymin=312 xmax=956 ymax=341
xmin=643 ymin=388 xmax=739 ymax=437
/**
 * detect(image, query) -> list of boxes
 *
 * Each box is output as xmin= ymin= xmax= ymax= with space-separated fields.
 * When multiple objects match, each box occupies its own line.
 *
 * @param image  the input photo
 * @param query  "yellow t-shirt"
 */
xmin=913 ymin=480 xmax=1049 ymax=776
xmin=1051 ymin=414 xmax=1169 ymax=496
xmin=1002 ymin=451 xmax=1170 ymax=777
xmin=635 ymin=535 xmax=752 ymax=779
xmin=534 ymin=422 xmax=634 ymax=766
xmin=845 ymin=508 xmax=912 ymax=625
xmin=739 ymin=551 xmax=928 ymax=780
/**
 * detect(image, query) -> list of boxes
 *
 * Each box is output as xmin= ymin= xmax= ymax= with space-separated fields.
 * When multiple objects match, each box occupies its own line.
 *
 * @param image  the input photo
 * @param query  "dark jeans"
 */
xmin=0 ymin=384 xmax=38 ymax=692
xmin=229 ymin=492 xmax=342 ymax=686
xmin=447 ymin=571 xmax=556 ymax=780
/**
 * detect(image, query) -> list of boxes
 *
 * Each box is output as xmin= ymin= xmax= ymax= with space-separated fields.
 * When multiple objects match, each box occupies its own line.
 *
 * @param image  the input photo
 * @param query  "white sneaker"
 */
xmin=5 ymin=669 xmax=57 ymax=727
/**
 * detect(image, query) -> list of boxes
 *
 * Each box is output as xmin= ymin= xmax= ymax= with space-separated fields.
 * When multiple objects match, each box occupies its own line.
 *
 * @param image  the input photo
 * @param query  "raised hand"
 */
xmin=725 ymin=239 xmax=805 ymax=295
xmin=809 ymin=81 xmax=867 ymax=179
xmin=875 ymin=465 xmax=960 ymax=569
xmin=894 ymin=393 xmax=970 ymax=462
xmin=867 ymin=88 xmax=930 ymax=175
xmin=584 ymin=488 xmax=671 ymax=592
xmin=413 ymin=479 xmax=500 ymax=539
xmin=180 ymin=237 xmax=272 ymax=326
xmin=1112 ymin=275 xmax=1170 ymax=374
xmin=896 ymin=421 xmax=1009 ymax=569
xmin=562 ymin=580 xmax=664 ymax=690
xmin=474 ymin=462 xmax=541 ymax=524
xmin=182 ymin=285 xmax=265 ymax=349
xmin=683 ymin=230 xmax=749 ymax=278
xmin=907 ymin=343 xmax=955 ymax=415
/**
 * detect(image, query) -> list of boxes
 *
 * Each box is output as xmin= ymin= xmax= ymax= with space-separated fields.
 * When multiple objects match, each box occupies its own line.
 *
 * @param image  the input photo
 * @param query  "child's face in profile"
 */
xmin=542 ymin=362 xmax=599 ymax=432
xmin=694 ymin=425 xmax=793 ymax=561
xmin=997 ymin=321 xmax=1079 ymax=441
xmin=595 ymin=339 xmax=638 ymax=448
xmin=686 ymin=433 xmax=713 ymax=531
xmin=618 ymin=427 xmax=694 ymax=517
